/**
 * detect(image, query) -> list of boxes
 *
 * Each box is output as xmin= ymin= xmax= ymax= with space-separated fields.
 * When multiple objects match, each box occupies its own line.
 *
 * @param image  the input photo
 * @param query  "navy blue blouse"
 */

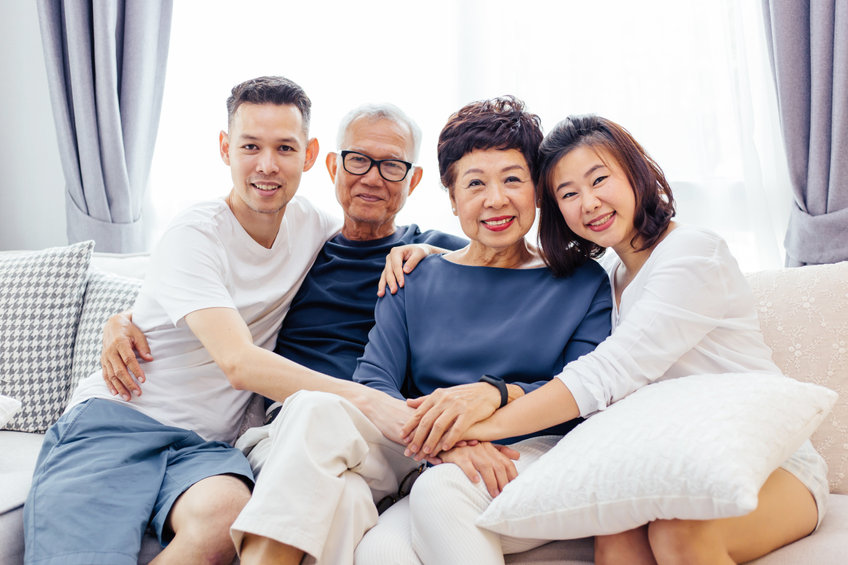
xmin=353 ymin=254 xmax=613 ymax=439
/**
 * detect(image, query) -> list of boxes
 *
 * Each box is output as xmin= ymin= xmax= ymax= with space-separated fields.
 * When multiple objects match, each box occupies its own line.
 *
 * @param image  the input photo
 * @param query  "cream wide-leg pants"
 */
xmin=230 ymin=390 xmax=419 ymax=565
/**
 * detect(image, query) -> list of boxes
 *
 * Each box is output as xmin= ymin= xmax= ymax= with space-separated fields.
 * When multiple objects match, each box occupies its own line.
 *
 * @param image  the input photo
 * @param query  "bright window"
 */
xmin=148 ymin=0 xmax=791 ymax=270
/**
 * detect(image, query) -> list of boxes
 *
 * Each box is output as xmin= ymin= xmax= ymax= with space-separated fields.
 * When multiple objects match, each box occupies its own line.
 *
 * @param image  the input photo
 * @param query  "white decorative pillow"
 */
xmin=69 ymin=269 xmax=142 ymax=391
xmin=0 ymin=241 xmax=94 ymax=432
xmin=0 ymin=395 xmax=22 ymax=427
xmin=478 ymin=373 xmax=837 ymax=540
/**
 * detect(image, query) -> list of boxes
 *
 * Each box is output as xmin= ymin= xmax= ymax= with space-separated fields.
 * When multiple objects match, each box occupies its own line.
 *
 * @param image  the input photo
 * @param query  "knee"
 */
xmin=648 ymin=519 xmax=718 ymax=565
xmin=594 ymin=529 xmax=648 ymax=565
xmin=355 ymin=528 xmax=417 ymax=565
xmin=176 ymin=477 xmax=252 ymax=538
xmin=282 ymin=390 xmax=346 ymax=421
xmin=408 ymin=465 xmax=467 ymax=515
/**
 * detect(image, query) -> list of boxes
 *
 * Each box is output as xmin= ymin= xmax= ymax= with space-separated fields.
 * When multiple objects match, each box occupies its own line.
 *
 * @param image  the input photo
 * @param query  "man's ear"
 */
xmin=325 ymin=152 xmax=339 ymax=183
xmin=302 ymin=138 xmax=320 ymax=172
xmin=219 ymin=131 xmax=230 ymax=165
xmin=406 ymin=166 xmax=423 ymax=196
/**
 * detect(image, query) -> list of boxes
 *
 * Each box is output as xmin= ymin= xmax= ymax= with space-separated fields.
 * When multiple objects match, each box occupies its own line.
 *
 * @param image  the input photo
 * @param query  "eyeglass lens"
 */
xmin=343 ymin=151 xmax=409 ymax=181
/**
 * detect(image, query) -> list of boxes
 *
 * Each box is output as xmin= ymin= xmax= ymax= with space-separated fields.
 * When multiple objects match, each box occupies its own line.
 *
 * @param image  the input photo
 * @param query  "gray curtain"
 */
xmin=762 ymin=0 xmax=848 ymax=266
xmin=37 ymin=0 xmax=173 ymax=252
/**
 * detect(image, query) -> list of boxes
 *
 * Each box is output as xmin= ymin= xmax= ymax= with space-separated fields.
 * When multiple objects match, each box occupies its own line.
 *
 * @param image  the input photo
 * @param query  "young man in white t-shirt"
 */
xmin=24 ymin=76 xmax=406 ymax=565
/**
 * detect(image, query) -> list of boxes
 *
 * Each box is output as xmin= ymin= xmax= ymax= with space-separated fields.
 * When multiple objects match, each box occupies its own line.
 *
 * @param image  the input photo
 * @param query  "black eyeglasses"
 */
xmin=340 ymin=150 xmax=413 ymax=182
xmin=376 ymin=464 xmax=425 ymax=514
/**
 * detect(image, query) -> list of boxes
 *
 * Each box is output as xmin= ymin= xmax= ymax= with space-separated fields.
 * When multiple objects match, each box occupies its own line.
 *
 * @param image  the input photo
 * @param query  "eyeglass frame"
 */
xmin=339 ymin=150 xmax=414 ymax=182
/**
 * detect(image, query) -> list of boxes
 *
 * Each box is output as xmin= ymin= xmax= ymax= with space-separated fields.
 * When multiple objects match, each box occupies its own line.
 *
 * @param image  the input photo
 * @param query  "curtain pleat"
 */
xmin=37 ymin=0 xmax=173 ymax=252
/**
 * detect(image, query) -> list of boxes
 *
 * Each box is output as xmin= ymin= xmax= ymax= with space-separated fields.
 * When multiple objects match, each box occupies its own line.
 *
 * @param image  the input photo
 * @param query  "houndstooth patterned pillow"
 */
xmin=0 ymin=241 xmax=94 ymax=432
xmin=69 ymin=269 xmax=142 ymax=391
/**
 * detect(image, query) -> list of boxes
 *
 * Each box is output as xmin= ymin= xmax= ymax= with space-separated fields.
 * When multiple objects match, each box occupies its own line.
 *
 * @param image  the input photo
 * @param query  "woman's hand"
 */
xmin=377 ymin=244 xmax=445 ymax=297
xmin=100 ymin=311 xmax=152 ymax=401
xmin=438 ymin=442 xmax=520 ymax=498
xmin=402 ymin=382 xmax=504 ymax=460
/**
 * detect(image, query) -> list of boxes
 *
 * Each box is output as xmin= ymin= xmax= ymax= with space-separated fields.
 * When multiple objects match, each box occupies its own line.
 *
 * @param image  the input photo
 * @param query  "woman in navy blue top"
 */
xmin=352 ymin=97 xmax=611 ymax=565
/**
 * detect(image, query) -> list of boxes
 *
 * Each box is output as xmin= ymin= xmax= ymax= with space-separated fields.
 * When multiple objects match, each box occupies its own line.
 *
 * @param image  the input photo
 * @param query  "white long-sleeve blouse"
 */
xmin=558 ymin=224 xmax=781 ymax=417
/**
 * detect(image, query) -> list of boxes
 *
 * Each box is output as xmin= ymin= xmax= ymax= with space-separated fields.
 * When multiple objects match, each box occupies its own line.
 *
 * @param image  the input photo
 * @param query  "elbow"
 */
xmin=217 ymin=356 xmax=251 ymax=390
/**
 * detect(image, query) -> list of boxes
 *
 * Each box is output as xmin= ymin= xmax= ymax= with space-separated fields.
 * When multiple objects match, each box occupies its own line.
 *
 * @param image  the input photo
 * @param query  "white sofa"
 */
xmin=1 ymin=245 xmax=846 ymax=564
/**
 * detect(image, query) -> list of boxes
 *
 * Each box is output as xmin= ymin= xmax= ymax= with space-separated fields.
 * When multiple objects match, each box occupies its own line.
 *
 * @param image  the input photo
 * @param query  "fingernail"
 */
xmin=122 ymin=394 xmax=130 ymax=401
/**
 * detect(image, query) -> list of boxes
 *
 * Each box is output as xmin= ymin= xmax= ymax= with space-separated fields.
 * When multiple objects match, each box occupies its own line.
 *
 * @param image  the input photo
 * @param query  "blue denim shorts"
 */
xmin=24 ymin=399 xmax=253 ymax=565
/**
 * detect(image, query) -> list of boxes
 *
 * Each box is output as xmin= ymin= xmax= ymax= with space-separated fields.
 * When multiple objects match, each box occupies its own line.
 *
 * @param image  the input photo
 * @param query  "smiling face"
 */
xmin=328 ymin=116 xmax=422 ymax=240
xmin=449 ymin=148 xmax=537 ymax=254
xmin=220 ymin=102 xmax=318 ymax=231
xmin=551 ymin=144 xmax=639 ymax=255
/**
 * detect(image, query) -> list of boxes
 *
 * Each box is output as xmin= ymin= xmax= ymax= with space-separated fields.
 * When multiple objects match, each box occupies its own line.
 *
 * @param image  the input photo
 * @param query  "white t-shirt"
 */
xmin=69 ymin=196 xmax=341 ymax=443
xmin=558 ymin=225 xmax=780 ymax=417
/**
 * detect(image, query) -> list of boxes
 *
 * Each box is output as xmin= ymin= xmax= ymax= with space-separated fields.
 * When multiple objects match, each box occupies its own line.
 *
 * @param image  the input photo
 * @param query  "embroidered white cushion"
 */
xmin=478 ymin=373 xmax=836 ymax=540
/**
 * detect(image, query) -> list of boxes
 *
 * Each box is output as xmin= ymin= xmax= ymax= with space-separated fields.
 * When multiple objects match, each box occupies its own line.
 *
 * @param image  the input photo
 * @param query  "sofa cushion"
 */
xmin=478 ymin=373 xmax=836 ymax=540
xmin=70 ymin=269 xmax=143 ymax=391
xmin=0 ymin=431 xmax=44 ymax=514
xmin=746 ymin=261 xmax=848 ymax=494
xmin=0 ymin=241 xmax=93 ymax=432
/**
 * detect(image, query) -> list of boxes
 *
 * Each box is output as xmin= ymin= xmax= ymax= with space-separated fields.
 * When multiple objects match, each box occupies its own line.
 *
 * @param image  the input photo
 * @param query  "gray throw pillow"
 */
xmin=0 ymin=241 xmax=94 ymax=432
xmin=70 ymin=269 xmax=142 ymax=391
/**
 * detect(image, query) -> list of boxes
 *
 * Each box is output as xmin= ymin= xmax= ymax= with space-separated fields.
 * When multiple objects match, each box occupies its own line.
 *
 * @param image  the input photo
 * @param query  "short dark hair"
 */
xmin=226 ymin=76 xmax=312 ymax=134
xmin=536 ymin=114 xmax=676 ymax=277
xmin=437 ymin=96 xmax=543 ymax=196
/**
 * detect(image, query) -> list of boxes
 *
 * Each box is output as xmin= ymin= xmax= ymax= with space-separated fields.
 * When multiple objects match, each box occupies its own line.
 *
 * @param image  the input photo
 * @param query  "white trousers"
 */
xmin=355 ymin=436 xmax=558 ymax=565
xmin=230 ymin=390 xmax=419 ymax=565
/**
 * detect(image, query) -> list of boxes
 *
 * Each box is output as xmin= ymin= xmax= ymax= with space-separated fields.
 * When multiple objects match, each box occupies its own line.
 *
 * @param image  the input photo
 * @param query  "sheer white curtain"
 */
xmin=147 ymin=0 xmax=789 ymax=271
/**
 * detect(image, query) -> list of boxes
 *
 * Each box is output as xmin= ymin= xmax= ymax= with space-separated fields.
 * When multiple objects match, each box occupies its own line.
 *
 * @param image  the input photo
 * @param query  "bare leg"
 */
xmin=648 ymin=468 xmax=817 ymax=565
xmin=152 ymin=474 xmax=251 ymax=565
xmin=594 ymin=525 xmax=657 ymax=565
xmin=240 ymin=534 xmax=304 ymax=565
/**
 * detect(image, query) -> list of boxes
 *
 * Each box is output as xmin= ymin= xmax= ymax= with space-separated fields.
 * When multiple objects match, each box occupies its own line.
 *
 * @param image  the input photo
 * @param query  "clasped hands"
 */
xmin=398 ymin=382 xmax=519 ymax=497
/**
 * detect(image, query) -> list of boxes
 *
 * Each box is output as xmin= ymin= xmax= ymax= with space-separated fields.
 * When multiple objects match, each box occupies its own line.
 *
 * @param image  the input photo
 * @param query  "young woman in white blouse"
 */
xmin=400 ymin=114 xmax=829 ymax=564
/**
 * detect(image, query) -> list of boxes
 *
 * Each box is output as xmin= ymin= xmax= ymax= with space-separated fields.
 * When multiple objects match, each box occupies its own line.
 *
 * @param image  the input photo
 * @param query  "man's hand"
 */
xmin=377 ymin=244 xmax=445 ymax=296
xmin=438 ymin=442 xmax=520 ymax=498
xmin=100 ymin=311 xmax=152 ymax=401
xmin=401 ymin=382 xmax=503 ymax=460
xmin=354 ymin=388 xmax=417 ymax=445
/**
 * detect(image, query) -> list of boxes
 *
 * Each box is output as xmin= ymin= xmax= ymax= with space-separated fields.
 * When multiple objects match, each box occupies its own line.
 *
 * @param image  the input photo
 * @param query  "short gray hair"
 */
xmin=336 ymin=103 xmax=422 ymax=161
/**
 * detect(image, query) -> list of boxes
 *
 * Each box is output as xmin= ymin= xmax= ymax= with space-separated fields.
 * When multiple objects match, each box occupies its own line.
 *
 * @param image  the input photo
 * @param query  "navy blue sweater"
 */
xmin=273 ymin=225 xmax=466 ymax=380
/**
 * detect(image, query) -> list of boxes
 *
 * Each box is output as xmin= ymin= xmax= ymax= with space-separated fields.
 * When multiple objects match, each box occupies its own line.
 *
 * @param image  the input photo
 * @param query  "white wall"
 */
xmin=0 ymin=0 xmax=66 ymax=250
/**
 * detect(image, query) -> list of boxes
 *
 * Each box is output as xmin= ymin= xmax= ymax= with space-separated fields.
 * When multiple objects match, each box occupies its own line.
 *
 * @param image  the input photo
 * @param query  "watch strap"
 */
xmin=479 ymin=374 xmax=508 ymax=408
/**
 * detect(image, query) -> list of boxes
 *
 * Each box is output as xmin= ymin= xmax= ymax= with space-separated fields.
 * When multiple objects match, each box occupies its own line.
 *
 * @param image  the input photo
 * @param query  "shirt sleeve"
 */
xmin=558 ymin=232 xmax=731 ymax=416
xmin=352 ymin=288 xmax=410 ymax=400
xmin=145 ymin=224 xmax=235 ymax=326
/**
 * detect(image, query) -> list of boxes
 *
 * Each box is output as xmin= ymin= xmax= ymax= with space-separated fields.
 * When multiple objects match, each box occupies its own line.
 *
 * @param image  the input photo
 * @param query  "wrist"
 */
xmin=506 ymin=383 xmax=524 ymax=403
xmin=479 ymin=374 xmax=508 ymax=408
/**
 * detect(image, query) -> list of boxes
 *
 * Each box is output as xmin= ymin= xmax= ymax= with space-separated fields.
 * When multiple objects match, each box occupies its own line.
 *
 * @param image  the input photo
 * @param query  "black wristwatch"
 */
xmin=479 ymin=374 xmax=508 ymax=408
